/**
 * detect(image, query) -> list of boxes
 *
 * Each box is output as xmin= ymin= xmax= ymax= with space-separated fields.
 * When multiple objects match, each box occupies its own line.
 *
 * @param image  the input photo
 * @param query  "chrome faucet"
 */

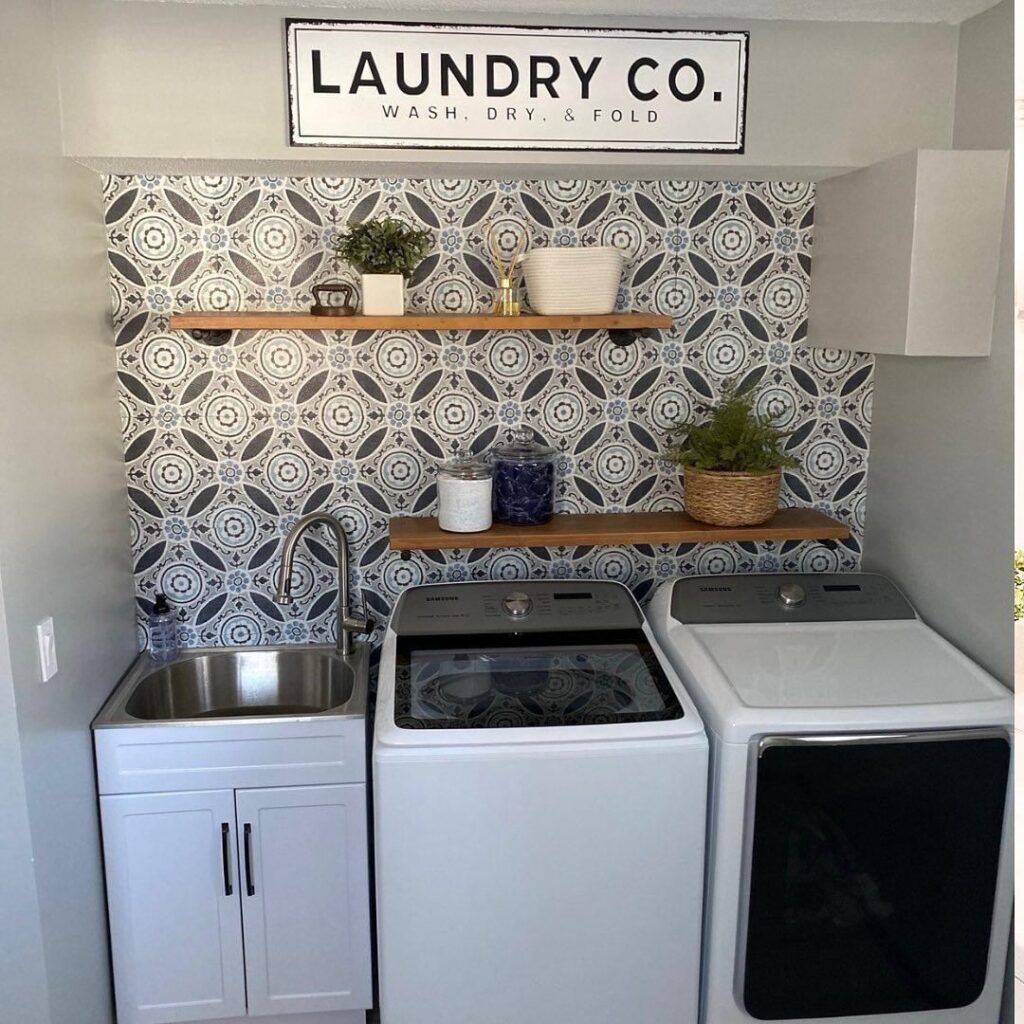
xmin=274 ymin=512 xmax=369 ymax=657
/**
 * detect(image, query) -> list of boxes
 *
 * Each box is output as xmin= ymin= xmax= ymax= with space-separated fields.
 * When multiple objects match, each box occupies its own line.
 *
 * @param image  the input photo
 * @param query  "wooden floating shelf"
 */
xmin=389 ymin=509 xmax=850 ymax=554
xmin=169 ymin=312 xmax=671 ymax=331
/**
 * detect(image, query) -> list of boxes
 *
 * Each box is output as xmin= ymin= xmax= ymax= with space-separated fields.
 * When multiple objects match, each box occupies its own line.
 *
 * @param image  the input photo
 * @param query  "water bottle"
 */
xmin=148 ymin=593 xmax=179 ymax=663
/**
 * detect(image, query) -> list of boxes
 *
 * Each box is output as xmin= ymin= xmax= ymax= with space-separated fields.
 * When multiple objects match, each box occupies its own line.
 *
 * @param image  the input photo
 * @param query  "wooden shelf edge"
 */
xmin=389 ymin=509 xmax=850 ymax=552
xmin=169 ymin=311 xmax=672 ymax=331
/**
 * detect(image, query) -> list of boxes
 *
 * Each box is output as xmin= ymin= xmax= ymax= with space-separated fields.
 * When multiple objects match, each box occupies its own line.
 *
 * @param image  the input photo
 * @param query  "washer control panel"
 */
xmin=391 ymin=581 xmax=642 ymax=636
xmin=671 ymin=573 xmax=915 ymax=624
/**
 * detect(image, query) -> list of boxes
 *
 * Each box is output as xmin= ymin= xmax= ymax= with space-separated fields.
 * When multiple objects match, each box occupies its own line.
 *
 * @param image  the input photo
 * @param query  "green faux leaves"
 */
xmin=665 ymin=384 xmax=797 ymax=473
xmin=333 ymin=217 xmax=432 ymax=278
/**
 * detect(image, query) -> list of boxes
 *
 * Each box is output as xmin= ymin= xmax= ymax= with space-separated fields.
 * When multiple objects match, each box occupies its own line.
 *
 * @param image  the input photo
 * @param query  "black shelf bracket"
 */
xmin=608 ymin=327 xmax=660 ymax=348
xmin=189 ymin=329 xmax=234 ymax=346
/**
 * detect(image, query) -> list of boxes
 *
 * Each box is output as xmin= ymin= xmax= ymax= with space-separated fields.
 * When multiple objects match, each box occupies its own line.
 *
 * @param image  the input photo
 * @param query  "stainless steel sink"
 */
xmin=94 ymin=645 xmax=368 ymax=726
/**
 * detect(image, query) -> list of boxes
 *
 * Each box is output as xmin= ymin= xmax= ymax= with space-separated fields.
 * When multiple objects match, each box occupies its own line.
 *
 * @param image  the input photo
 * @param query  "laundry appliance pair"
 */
xmin=372 ymin=575 xmax=1012 ymax=1024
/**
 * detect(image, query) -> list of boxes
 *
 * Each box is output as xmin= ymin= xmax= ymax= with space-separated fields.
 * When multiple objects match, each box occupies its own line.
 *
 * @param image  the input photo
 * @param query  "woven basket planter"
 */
xmin=682 ymin=467 xmax=782 ymax=527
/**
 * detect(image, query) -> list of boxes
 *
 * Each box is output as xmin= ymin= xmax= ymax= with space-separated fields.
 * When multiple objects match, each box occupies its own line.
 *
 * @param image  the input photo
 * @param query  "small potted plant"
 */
xmin=333 ymin=216 xmax=432 ymax=315
xmin=665 ymin=385 xmax=797 ymax=527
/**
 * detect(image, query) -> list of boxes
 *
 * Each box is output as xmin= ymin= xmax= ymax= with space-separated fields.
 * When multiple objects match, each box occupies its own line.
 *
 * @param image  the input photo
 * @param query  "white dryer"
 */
xmin=374 ymin=580 xmax=708 ymax=1024
xmin=648 ymin=572 xmax=1012 ymax=1024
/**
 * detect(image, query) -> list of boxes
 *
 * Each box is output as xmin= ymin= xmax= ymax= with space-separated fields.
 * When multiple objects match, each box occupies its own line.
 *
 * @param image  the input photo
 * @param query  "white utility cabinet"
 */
xmin=235 ymin=785 xmax=371 ymax=1018
xmin=99 ymin=789 xmax=247 ymax=1024
xmin=95 ymin=712 xmax=372 ymax=1024
xmin=807 ymin=148 xmax=1008 ymax=356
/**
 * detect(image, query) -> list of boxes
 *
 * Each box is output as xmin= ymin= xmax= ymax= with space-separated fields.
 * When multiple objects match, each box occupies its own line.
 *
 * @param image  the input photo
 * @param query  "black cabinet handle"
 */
xmin=243 ymin=822 xmax=255 ymax=896
xmin=220 ymin=823 xmax=233 ymax=896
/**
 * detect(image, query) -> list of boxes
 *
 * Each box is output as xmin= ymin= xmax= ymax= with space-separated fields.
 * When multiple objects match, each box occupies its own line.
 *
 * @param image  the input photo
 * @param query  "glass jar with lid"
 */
xmin=437 ymin=452 xmax=493 ymax=533
xmin=491 ymin=426 xmax=556 ymax=526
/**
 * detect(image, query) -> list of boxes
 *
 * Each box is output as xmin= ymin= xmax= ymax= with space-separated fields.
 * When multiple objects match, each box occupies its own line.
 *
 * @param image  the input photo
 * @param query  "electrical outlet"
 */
xmin=36 ymin=618 xmax=58 ymax=682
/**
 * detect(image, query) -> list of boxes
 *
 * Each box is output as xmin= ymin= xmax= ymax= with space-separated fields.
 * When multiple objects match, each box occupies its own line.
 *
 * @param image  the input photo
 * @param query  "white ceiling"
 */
xmin=131 ymin=0 xmax=1004 ymax=26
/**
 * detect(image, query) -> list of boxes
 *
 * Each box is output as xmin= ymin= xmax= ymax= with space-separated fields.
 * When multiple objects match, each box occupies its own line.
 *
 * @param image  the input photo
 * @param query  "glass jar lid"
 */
xmin=492 ymin=425 xmax=556 ymax=464
xmin=438 ymin=451 xmax=492 ymax=480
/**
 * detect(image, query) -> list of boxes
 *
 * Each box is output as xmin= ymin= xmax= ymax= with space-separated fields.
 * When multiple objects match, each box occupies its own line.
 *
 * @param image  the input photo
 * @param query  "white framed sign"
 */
xmin=286 ymin=20 xmax=748 ymax=153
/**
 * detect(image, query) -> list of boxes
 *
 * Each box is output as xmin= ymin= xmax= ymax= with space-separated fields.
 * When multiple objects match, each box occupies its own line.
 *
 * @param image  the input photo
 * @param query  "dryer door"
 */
xmin=742 ymin=730 xmax=1009 ymax=1020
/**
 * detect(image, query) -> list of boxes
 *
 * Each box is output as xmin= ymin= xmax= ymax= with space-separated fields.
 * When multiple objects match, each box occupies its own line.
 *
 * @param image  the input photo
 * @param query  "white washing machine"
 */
xmin=648 ymin=572 xmax=1013 ymax=1024
xmin=373 ymin=580 xmax=708 ymax=1024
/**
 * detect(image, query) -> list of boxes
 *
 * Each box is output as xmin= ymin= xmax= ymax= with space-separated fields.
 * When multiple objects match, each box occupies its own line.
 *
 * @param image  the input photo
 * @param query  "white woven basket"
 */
xmin=520 ymin=246 xmax=624 ymax=315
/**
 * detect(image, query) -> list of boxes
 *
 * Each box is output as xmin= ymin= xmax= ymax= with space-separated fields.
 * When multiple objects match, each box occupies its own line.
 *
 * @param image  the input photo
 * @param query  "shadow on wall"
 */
xmin=105 ymin=175 xmax=872 ymax=648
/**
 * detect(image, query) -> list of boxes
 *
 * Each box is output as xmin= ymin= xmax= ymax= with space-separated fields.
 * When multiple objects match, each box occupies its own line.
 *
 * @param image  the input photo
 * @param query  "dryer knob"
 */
xmin=502 ymin=591 xmax=533 ymax=618
xmin=777 ymin=582 xmax=806 ymax=609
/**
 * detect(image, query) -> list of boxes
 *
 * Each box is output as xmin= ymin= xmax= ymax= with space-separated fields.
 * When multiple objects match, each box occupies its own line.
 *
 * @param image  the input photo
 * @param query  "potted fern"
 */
xmin=333 ymin=217 xmax=432 ymax=315
xmin=665 ymin=385 xmax=797 ymax=527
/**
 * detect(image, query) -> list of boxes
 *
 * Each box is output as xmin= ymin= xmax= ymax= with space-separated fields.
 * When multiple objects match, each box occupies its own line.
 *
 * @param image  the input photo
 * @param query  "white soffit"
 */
xmin=116 ymin=0 xmax=1004 ymax=26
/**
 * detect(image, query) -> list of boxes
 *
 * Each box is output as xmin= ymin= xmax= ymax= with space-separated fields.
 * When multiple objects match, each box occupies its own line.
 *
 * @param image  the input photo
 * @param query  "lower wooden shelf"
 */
xmin=389 ymin=508 xmax=850 ymax=553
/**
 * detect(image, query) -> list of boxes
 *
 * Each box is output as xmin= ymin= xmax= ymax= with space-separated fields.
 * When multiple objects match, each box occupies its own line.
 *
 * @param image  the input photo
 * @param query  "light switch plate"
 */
xmin=36 ymin=617 xmax=57 ymax=682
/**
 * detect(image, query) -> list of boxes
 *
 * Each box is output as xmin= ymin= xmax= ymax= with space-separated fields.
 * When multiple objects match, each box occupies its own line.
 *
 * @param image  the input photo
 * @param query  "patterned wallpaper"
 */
xmin=104 ymin=175 xmax=872 ymax=648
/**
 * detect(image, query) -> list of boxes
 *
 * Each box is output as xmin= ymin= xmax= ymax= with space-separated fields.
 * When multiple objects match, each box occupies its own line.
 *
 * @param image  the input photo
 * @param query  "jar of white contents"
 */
xmin=437 ymin=452 xmax=493 ymax=533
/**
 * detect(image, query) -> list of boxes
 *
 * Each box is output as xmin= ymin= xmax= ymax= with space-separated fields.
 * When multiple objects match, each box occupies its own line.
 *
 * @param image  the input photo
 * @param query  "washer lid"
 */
xmin=394 ymin=630 xmax=683 ymax=730
xmin=693 ymin=619 xmax=1008 ymax=710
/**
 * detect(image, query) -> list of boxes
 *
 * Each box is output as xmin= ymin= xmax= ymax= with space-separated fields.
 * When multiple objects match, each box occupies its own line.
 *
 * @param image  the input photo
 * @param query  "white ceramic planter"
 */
xmin=520 ymin=246 xmax=624 ymax=315
xmin=361 ymin=274 xmax=404 ymax=315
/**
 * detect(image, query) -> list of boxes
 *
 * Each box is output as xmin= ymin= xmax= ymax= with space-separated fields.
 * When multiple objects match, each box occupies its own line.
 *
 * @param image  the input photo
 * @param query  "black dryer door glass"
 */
xmin=744 ymin=734 xmax=1009 ymax=1019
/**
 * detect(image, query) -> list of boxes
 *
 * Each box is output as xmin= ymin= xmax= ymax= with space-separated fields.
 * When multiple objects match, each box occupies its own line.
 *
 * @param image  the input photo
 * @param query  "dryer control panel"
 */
xmin=391 ymin=581 xmax=642 ymax=636
xmin=671 ymin=573 xmax=915 ymax=624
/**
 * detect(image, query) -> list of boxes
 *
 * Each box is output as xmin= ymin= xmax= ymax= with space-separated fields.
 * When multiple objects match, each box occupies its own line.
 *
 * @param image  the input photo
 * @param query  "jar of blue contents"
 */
xmin=491 ymin=426 xmax=556 ymax=526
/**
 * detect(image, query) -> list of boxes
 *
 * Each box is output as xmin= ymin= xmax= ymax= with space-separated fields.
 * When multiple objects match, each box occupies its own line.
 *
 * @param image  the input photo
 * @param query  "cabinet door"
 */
xmin=100 ymin=790 xmax=246 ymax=1024
xmin=235 ymin=784 xmax=372 ymax=1016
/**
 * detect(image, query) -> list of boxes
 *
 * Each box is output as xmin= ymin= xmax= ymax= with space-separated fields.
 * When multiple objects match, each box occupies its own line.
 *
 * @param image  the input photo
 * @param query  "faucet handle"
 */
xmin=342 ymin=614 xmax=372 ymax=635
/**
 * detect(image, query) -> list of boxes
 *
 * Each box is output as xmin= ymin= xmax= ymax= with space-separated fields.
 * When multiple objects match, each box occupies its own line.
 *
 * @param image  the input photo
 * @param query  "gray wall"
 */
xmin=863 ymin=0 xmax=1013 ymax=683
xmin=0 ymin=1 xmax=137 ymax=1022
xmin=54 ymin=1 xmax=959 ymax=180
xmin=0 ymin=572 xmax=52 ymax=1024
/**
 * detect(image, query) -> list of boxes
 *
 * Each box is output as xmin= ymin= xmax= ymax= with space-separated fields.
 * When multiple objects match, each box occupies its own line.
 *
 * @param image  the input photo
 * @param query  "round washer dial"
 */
xmin=776 ymin=582 xmax=806 ymax=608
xmin=502 ymin=591 xmax=533 ymax=618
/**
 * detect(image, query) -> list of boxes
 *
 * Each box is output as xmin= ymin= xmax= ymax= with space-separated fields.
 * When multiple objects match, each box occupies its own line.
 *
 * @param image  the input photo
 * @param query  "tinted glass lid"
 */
xmin=491 ymin=425 xmax=556 ymax=464
xmin=395 ymin=630 xmax=683 ymax=730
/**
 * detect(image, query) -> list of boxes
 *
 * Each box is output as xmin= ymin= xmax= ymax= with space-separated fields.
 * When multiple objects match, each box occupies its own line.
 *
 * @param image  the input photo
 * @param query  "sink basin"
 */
xmin=94 ymin=645 xmax=368 ymax=726
xmin=125 ymin=649 xmax=355 ymax=721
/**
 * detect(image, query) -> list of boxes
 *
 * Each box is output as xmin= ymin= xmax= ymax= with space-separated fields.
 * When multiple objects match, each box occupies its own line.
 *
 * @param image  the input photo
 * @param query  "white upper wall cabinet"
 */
xmin=806 ymin=149 xmax=1008 ymax=356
